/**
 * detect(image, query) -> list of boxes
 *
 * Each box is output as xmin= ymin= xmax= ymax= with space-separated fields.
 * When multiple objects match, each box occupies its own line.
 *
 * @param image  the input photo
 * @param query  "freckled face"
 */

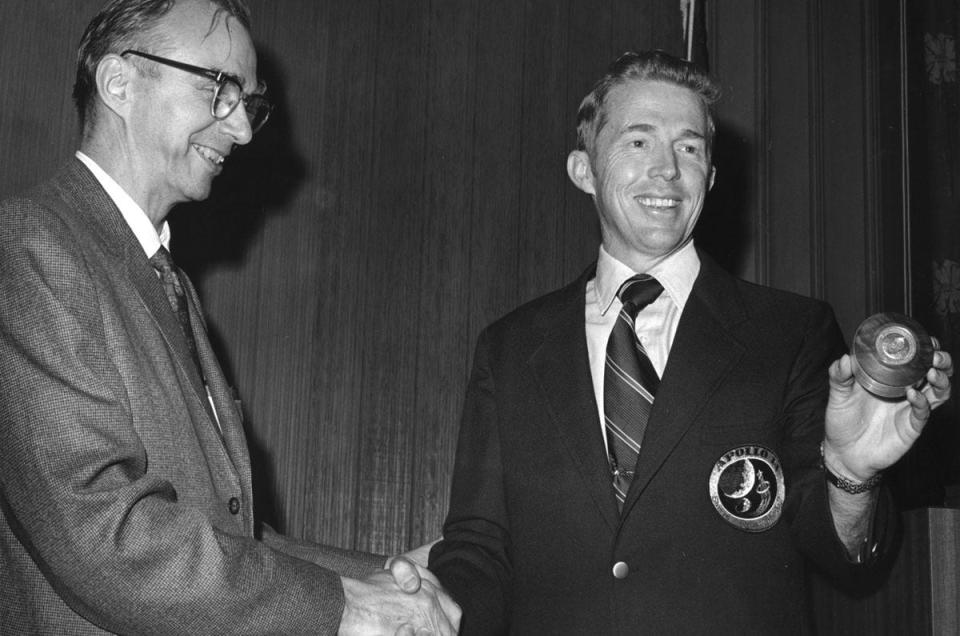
xmin=579 ymin=79 xmax=715 ymax=269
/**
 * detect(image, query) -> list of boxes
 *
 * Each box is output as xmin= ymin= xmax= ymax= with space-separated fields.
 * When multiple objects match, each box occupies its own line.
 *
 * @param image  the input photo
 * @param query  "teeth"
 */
xmin=637 ymin=197 xmax=679 ymax=208
xmin=193 ymin=144 xmax=225 ymax=165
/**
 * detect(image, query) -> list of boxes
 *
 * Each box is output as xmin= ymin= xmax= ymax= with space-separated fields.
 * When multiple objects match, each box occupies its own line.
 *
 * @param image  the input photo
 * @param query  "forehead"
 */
xmin=601 ymin=79 xmax=708 ymax=138
xmin=155 ymin=0 xmax=258 ymax=89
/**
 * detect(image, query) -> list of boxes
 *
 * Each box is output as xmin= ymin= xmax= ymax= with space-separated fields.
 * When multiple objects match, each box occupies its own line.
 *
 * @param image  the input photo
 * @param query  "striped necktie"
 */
xmin=604 ymin=275 xmax=663 ymax=510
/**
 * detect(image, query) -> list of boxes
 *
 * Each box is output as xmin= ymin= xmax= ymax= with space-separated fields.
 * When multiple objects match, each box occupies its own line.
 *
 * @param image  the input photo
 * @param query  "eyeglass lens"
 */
xmin=214 ymin=80 xmax=270 ymax=131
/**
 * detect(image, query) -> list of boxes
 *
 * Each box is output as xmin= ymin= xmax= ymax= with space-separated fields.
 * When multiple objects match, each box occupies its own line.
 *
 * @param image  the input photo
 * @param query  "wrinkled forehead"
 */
xmin=155 ymin=0 xmax=258 ymax=90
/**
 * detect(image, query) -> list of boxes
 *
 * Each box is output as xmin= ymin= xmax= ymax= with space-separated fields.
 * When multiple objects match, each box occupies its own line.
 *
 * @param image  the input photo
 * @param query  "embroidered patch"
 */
xmin=709 ymin=445 xmax=785 ymax=532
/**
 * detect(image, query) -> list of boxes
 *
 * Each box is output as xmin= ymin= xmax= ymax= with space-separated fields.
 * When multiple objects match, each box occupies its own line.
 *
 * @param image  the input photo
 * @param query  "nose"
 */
xmin=219 ymin=103 xmax=254 ymax=146
xmin=648 ymin=146 xmax=679 ymax=181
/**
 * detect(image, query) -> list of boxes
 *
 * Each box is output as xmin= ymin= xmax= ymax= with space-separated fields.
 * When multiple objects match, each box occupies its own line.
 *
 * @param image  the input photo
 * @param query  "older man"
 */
xmin=0 ymin=0 xmax=459 ymax=633
xmin=429 ymin=50 xmax=953 ymax=634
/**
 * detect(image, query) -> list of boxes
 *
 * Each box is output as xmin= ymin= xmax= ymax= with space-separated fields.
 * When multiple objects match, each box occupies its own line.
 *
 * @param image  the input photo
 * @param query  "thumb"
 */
xmin=828 ymin=354 xmax=856 ymax=391
xmin=389 ymin=556 xmax=422 ymax=594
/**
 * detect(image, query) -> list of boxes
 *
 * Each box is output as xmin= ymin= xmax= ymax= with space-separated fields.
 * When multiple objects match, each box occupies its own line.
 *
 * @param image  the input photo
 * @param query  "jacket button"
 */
xmin=612 ymin=561 xmax=629 ymax=579
xmin=228 ymin=497 xmax=240 ymax=515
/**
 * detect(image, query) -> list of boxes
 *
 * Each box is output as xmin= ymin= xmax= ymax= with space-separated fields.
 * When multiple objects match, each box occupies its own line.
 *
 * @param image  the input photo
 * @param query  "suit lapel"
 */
xmin=183 ymin=280 xmax=253 ymax=500
xmin=621 ymin=254 xmax=748 ymax=515
xmin=128 ymin=247 xmax=213 ymax=409
xmin=43 ymin=160 xmax=250 ymax=525
xmin=527 ymin=268 xmax=621 ymax=532
xmin=51 ymin=160 xmax=219 ymax=431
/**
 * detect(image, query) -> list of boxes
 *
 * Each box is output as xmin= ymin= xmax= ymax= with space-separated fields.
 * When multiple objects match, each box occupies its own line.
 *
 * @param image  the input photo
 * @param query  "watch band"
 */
xmin=819 ymin=442 xmax=883 ymax=494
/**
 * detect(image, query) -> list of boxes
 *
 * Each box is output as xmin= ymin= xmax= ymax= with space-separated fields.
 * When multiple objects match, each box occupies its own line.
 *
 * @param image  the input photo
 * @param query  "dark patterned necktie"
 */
xmin=149 ymin=246 xmax=203 ymax=379
xmin=604 ymin=275 xmax=664 ymax=510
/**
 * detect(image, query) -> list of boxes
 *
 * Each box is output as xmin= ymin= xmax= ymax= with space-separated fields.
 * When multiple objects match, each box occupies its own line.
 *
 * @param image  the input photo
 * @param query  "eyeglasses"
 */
xmin=121 ymin=49 xmax=273 ymax=134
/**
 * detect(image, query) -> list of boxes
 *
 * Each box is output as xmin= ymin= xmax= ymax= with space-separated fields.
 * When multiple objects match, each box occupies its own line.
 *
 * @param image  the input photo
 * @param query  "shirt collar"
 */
xmin=75 ymin=151 xmax=170 ymax=257
xmin=594 ymin=241 xmax=701 ymax=316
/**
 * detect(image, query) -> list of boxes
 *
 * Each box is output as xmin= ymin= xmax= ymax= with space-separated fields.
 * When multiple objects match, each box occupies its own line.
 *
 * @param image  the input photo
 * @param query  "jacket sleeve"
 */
xmin=779 ymin=300 xmax=901 ymax=591
xmin=0 ymin=195 xmax=359 ymax=634
xmin=429 ymin=328 xmax=512 ymax=636
xmin=258 ymin=522 xmax=385 ymax=580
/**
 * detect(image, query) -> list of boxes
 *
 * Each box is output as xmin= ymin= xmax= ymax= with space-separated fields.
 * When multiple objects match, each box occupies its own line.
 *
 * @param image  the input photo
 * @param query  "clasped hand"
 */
xmin=824 ymin=350 xmax=954 ymax=482
xmin=340 ymin=554 xmax=461 ymax=635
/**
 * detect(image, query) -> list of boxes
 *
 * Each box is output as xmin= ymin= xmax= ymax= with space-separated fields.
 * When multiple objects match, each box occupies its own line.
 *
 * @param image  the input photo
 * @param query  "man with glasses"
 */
xmin=0 ymin=0 xmax=459 ymax=633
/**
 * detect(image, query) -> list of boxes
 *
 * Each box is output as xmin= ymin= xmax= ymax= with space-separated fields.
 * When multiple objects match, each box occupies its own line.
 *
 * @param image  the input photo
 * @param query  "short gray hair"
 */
xmin=73 ymin=0 xmax=252 ymax=129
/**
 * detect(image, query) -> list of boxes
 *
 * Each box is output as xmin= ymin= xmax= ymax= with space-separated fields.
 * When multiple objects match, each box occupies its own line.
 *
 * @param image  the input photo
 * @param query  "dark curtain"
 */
xmin=899 ymin=0 xmax=960 ymax=507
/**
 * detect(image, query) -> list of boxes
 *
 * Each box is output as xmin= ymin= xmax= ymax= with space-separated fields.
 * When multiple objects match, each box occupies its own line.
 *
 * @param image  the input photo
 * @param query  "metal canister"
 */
xmin=850 ymin=312 xmax=939 ymax=398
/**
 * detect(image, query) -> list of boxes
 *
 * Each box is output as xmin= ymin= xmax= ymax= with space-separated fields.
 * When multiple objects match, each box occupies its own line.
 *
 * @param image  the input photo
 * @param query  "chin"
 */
xmin=184 ymin=178 xmax=215 ymax=202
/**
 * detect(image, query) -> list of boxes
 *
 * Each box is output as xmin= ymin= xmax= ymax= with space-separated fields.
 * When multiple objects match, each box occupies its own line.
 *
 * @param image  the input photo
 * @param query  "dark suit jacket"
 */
xmin=430 ymin=255 xmax=898 ymax=635
xmin=0 ymin=160 xmax=382 ymax=634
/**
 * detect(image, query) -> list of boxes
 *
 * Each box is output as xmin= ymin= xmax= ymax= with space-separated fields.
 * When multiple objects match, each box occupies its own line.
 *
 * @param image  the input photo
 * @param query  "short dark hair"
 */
xmin=575 ymin=50 xmax=720 ymax=157
xmin=72 ymin=0 xmax=251 ymax=129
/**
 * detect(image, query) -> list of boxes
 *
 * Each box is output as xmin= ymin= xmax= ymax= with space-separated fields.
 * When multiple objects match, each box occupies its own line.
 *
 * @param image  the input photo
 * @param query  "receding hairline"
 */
xmin=574 ymin=51 xmax=720 ymax=158
xmin=157 ymin=2 xmax=257 ymax=86
xmin=592 ymin=80 xmax=714 ymax=147
xmin=73 ymin=0 xmax=254 ymax=131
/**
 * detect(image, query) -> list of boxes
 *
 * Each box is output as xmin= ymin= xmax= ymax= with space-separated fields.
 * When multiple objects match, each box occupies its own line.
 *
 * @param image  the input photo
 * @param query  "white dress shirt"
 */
xmin=75 ymin=151 xmax=170 ymax=255
xmin=76 ymin=151 xmax=220 ymax=428
xmin=585 ymin=241 xmax=700 ymax=450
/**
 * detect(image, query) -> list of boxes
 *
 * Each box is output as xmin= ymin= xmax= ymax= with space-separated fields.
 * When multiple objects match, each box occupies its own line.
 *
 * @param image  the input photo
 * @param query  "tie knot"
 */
xmin=617 ymin=275 xmax=663 ymax=318
xmin=149 ymin=246 xmax=176 ymax=273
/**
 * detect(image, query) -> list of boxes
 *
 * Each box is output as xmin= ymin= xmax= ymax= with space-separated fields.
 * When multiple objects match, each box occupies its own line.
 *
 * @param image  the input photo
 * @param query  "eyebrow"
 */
xmin=211 ymin=67 xmax=246 ymax=89
xmin=199 ymin=62 xmax=257 ymax=93
xmin=625 ymin=123 xmax=706 ymax=141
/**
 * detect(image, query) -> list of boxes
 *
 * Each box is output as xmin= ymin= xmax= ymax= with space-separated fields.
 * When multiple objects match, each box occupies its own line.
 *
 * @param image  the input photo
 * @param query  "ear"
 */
xmin=95 ymin=54 xmax=134 ymax=118
xmin=708 ymin=165 xmax=717 ymax=191
xmin=566 ymin=150 xmax=596 ymax=196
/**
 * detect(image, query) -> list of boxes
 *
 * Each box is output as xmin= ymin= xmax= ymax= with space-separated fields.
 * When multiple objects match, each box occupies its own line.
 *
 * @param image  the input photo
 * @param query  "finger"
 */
xmin=413 ymin=564 xmax=441 ymax=587
xmin=933 ymin=351 xmax=953 ymax=373
xmin=905 ymin=386 xmax=932 ymax=434
xmin=433 ymin=605 xmax=457 ymax=636
xmin=401 ymin=540 xmax=437 ymax=569
xmin=432 ymin=587 xmax=462 ymax=633
xmin=415 ymin=580 xmax=458 ymax=636
xmin=922 ymin=361 xmax=953 ymax=406
xmin=389 ymin=556 xmax=422 ymax=594
xmin=828 ymin=357 xmax=843 ymax=381
xmin=927 ymin=366 xmax=952 ymax=392
xmin=828 ymin=354 xmax=855 ymax=387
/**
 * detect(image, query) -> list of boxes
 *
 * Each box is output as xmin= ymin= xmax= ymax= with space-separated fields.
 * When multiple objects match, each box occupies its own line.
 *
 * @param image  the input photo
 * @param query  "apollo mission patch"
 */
xmin=709 ymin=445 xmax=785 ymax=532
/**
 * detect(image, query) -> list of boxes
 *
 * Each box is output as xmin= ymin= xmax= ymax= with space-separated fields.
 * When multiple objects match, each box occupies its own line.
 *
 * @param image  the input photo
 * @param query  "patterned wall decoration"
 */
xmin=908 ymin=1 xmax=960 ymax=503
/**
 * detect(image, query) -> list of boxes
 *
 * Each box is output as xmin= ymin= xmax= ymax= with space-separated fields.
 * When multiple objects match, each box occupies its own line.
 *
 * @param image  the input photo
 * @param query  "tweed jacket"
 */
xmin=430 ymin=255 xmax=898 ymax=635
xmin=0 ymin=160 xmax=382 ymax=634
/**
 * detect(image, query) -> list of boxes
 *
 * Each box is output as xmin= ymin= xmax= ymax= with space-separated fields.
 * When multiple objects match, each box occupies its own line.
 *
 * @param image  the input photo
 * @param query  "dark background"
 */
xmin=1 ymin=0 xmax=957 ymax=631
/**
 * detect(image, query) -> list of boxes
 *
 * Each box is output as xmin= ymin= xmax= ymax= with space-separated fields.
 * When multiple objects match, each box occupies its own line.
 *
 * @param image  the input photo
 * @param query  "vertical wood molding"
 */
xmin=862 ymin=0 xmax=884 ymax=317
xmin=898 ymin=0 xmax=914 ymax=314
xmin=807 ymin=0 xmax=827 ymax=300
xmin=754 ymin=0 xmax=770 ymax=286
xmin=930 ymin=509 xmax=960 ymax=633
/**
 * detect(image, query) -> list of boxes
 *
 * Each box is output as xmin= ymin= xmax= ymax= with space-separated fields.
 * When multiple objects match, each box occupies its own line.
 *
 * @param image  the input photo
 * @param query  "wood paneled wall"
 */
xmin=2 ymin=0 xmax=955 ymax=631
xmin=0 ymin=0 xmax=684 ymax=555
xmin=703 ymin=0 xmax=908 ymax=332
xmin=185 ymin=0 xmax=686 ymax=556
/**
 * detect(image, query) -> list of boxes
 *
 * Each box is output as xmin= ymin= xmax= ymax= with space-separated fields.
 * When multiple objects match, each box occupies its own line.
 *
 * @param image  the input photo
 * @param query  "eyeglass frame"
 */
xmin=120 ymin=49 xmax=273 ymax=133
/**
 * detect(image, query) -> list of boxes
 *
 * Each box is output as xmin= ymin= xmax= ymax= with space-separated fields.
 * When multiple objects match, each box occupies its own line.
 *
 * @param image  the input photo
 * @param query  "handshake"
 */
xmin=340 ymin=542 xmax=461 ymax=635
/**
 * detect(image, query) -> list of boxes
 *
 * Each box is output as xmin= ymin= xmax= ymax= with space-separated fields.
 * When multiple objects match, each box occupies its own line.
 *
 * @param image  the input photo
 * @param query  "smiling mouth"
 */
xmin=636 ymin=196 xmax=680 ymax=208
xmin=193 ymin=144 xmax=226 ymax=167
